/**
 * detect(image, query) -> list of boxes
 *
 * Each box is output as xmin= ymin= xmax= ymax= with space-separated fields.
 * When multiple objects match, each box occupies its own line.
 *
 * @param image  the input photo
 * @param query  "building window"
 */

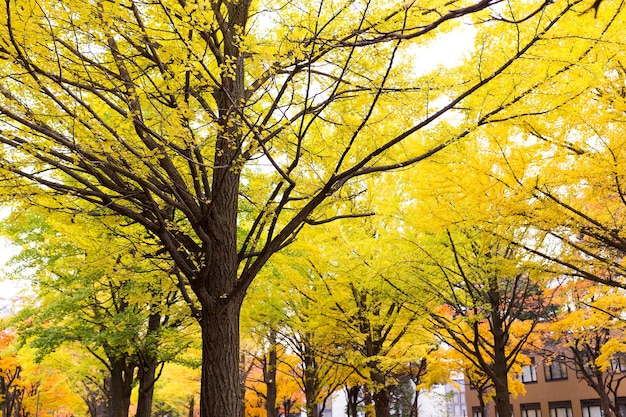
xmin=521 ymin=358 xmax=538 ymax=383
xmin=612 ymin=354 xmax=626 ymax=372
xmin=544 ymin=360 xmax=568 ymax=381
xmin=521 ymin=403 xmax=542 ymax=417
xmin=581 ymin=400 xmax=602 ymax=417
xmin=473 ymin=406 xmax=484 ymax=417
xmin=549 ymin=401 xmax=573 ymax=417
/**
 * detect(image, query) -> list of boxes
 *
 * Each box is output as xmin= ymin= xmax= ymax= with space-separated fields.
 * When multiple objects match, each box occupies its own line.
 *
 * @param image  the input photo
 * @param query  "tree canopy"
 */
xmin=1 ymin=0 xmax=625 ymax=416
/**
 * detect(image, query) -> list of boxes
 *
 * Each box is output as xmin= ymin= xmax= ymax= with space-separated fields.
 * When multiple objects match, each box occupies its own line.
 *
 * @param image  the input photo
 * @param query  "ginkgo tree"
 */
xmin=286 ymin=211 xmax=440 ymax=417
xmin=509 ymin=56 xmax=626 ymax=295
xmin=441 ymin=0 xmax=626 ymax=297
xmin=407 ymin=225 xmax=554 ymax=417
xmin=386 ymin=123 xmax=565 ymax=417
xmin=543 ymin=280 xmax=626 ymax=417
xmin=0 ymin=0 xmax=618 ymax=415
xmin=241 ymin=248 xmax=355 ymax=417
xmin=1 ymin=206 xmax=194 ymax=417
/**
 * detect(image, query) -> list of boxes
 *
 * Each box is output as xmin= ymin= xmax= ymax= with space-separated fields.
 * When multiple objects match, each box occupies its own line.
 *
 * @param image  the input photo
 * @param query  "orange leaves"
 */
xmin=0 ymin=330 xmax=85 ymax=417
xmin=242 ymin=346 xmax=304 ymax=417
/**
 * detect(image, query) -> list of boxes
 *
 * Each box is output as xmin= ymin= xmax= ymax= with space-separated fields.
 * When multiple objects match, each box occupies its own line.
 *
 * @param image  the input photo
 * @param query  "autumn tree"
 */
xmin=241 ymin=270 xmax=285 ymax=417
xmin=405 ymin=226 xmax=554 ymax=417
xmin=543 ymin=280 xmax=626 ymax=417
xmin=0 ymin=0 xmax=616 ymax=415
xmin=241 ymin=327 xmax=280 ymax=417
xmin=289 ymin=215 xmax=438 ymax=417
xmin=509 ymin=51 xmax=626 ymax=295
xmin=464 ymin=16 xmax=626 ymax=417
xmin=149 ymin=362 xmax=201 ymax=417
xmin=2 ymin=208 xmax=193 ymax=417
xmin=241 ymin=343 xmax=304 ymax=417
xmin=0 ymin=331 xmax=85 ymax=417
xmin=440 ymin=0 xmax=626 ymax=307
xmin=241 ymin=251 xmax=352 ymax=417
xmin=0 ymin=331 xmax=28 ymax=417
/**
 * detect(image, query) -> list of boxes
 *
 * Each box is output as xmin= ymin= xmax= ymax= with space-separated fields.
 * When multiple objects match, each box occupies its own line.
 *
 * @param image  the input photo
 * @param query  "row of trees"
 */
xmin=0 ymin=0 xmax=626 ymax=416
xmin=5 ymin=194 xmax=626 ymax=417
xmin=4 ymin=171 xmax=626 ymax=417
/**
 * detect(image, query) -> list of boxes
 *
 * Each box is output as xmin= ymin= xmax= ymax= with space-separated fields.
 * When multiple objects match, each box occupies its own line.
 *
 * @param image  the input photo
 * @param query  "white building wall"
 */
xmin=317 ymin=376 xmax=467 ymax=417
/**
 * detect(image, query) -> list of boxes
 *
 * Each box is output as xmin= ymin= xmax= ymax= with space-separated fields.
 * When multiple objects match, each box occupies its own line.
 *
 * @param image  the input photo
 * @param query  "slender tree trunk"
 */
xmin=81 ymin=380 xmax=108 ymax=417
xmin=478 ymin=390 xmax=488 ymax=417
xmin=490 ymin=287 xmax=512 ymax=417
xmin=599 ymin=390 xmax=616 ymax=417
xmin=135 ymin=356 xmax=158 ymax=417
xmin=411 ymin=389 xmax=420 ymax=417
xmin=346 ymin=385 xmax=360 ymax=417
xmin=108 ymin=357 xmax=135 ymax=417
xmin=136 ymin=313 xmax=162 ymax=417
xmin=373 ymin=386 xmax=392 ymax=417
xmin=369 ymin=364 xmax=392 ymax=417
xmin=304 ymin=382 xmax=320 ymax=417
xmin=13 ymin=393 xmax=21 ymax=417
xmin=492 ymin=372 xmax=510 ymax=417
xmin=364 ymin=386 xmax=374 ymax=417
xmin=264 ymin=331 xmax=278 ymax=417
xmin=188 ymin=396 xmax=195 ymax=417
xmin=303 ymin=338 xmax=320 ymax=417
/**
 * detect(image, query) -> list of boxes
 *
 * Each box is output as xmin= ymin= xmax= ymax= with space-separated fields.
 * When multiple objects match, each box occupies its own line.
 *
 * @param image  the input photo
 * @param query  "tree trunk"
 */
xmin=282 ymin=399 xmax=294 ymax=417
xmin=199 ymin=300 xmax=244 ymax=417
xmin=305 ymin=386 xmax=320 ymax=417
xmin=492 ymin=372 xmax=511 ymax=417
xmin=136 ymin=313 xmax=162 ymax=417
xmin=410 ymin=389 xmax=420 ymax=417
xmin=478 ymin=390 xmax=488 ymax=417
xmin=364 ymin=386 xmax=374 ymax=417
xmin=303 ymin=338 xmax=320 ymax=417
xmin=490 ymin=287 xmax=512 ymax=417
xmin=107 ymin=357 xmax=135 ymax=417
xmin=188 ymin=396 xmax=195 ymax=417
xmin=599 ymin=390 xmax=616 ymax=417
xmin=82 ymin=381 xmax=108 ymax=417
xmin=373 ymin=386 xmax=392 ymax=417
xmin=346 ymin=385 xmax=360 ymax=417
xmin=135 ymin=356 xmax=158 ymax=417
xmin=264 ymin=332 xmax=278 ymax=417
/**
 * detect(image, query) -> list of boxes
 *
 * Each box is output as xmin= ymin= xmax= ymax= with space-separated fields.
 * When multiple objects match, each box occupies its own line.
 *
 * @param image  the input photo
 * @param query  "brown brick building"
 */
xmin=465 ymin=356 xmax=626 ymax=417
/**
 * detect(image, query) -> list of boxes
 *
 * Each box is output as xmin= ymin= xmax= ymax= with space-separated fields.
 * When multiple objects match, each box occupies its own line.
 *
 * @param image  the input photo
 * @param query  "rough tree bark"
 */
xmin=489 ymin=284 xmax=513 ymax=417
xmin=107 ymin=356 xmax=135 ymax=417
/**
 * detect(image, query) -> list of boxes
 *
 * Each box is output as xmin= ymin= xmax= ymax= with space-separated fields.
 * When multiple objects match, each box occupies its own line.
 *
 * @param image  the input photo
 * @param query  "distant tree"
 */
xmin=242 ymin=252 xmax=351 ymax=417
xmin=409 ymin=227 xmax=555 ymax=417
xmin=3 ymin=209 xmax=193 ymax=417
xmin=292 ymin=216 xmax=437 ymax=417
xmin=388 ymin=375 xmax=414 ymax=417
xmin=345 ymin=384 xmax=364 ymax=417
xmin=0 ymin=332 xmax=85 ymax=417
xmin=544 ymin=280 xmax=626 ymax=417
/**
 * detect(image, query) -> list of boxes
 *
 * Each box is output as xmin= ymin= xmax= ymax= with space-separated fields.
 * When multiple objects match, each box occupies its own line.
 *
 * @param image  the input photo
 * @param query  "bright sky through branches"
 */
xmin=408 ymin=24 xmax=476 ymax=76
